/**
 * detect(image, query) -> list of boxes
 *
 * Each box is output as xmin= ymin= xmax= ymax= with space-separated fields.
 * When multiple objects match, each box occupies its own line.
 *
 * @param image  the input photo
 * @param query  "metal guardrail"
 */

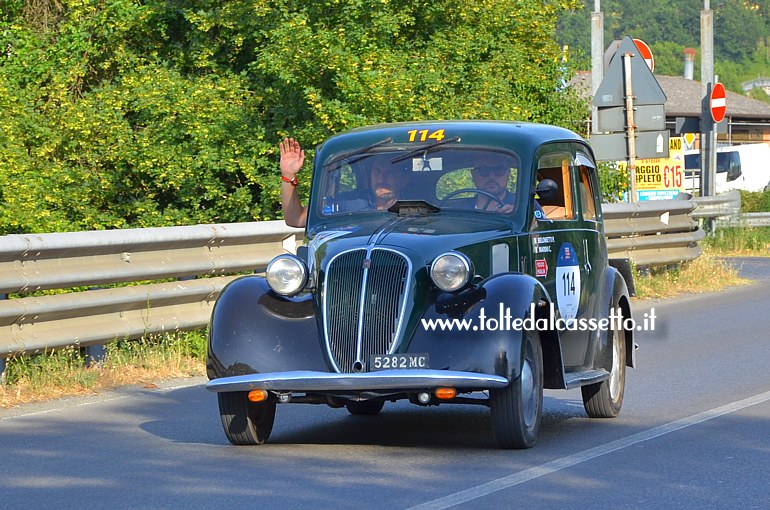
xmin=719 ymin=212 xmax=770 ymax=228
xmin=692 ymin=190 xmax=741 ymax=219
xmin=602 ymin=200 xmax=705 ymax=266
xmin=0 ymin=221 xmax=303 ymax=358
xmin=0 ymin=202 xmax=705 ymax=360
xmin=690 ymin=190 xmax=770 ymax=227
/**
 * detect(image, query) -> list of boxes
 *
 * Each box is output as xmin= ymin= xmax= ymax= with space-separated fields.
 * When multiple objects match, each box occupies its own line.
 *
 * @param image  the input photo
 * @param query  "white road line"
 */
xmin=408 ymin=389 xmax=770 ymax=510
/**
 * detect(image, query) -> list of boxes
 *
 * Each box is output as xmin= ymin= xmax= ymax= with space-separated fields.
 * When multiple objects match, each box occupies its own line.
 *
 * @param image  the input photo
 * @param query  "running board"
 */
xmin=564 ymin=369 xmax=610 ymax=390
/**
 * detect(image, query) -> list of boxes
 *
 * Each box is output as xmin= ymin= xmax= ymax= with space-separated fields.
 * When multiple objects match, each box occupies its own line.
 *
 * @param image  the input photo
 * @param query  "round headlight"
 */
xmin=430 ymin=252 xmax=472 ymax=292
xmin=266 ymin=255 xmax=308 ymax=296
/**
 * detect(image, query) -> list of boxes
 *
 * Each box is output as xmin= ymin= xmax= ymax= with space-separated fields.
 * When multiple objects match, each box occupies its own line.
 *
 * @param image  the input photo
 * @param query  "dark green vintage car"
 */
xmin=206 ymin=120 xmax=635 ymax=449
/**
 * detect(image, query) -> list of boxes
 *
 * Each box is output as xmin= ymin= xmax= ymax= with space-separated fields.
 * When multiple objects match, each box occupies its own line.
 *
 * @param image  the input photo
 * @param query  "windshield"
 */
xmin=318 ymin=147 xmax=522 ymax=216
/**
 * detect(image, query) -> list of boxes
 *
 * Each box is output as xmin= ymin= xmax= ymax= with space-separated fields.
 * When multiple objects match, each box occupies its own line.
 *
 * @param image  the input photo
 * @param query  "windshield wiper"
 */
xmin=323 ymin=137 xmax=393 ymax=171
xmin=390 ymin=136 xmax=461 ymax=164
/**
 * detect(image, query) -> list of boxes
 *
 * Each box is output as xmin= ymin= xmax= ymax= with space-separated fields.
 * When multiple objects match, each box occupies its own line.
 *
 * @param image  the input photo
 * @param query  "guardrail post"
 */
xmin=0 ymin=293 xmax=5 ymax=383
xmin=84 ymin=344 xmax=106 ymax=368
xmin=82 ymin=287 xmax=108 ymax=367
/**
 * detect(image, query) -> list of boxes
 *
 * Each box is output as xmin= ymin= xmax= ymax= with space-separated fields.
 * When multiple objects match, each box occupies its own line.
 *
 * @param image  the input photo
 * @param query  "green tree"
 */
xmin=715 ymin=0 xmax=765 ymax=62
xmin=1 ymin=0 xmax=588 ymax=234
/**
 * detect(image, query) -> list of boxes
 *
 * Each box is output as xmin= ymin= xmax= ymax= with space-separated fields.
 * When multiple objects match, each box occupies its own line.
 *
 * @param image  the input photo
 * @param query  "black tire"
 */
xmin=345 ymin=400 xmax=385 ymax=415
xmin=490 ymin=330 xmax=544 ymax=449
xmin=218 ymin=391 xmax=276 ymax=445
xmin=582 ymin=304 xmax=626 ymax=418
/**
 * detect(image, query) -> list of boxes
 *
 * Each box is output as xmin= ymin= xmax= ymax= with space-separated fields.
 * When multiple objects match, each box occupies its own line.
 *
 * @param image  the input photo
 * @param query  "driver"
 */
xmin=469 ymin=155 xmax=516 ymax=213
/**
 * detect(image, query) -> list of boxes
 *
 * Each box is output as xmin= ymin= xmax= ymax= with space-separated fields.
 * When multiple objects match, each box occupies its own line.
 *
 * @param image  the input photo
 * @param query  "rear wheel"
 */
xmin=345 ymin=400 xmax=385 ymax=415
xmin=490 ymin=330 xmax=543 ymax=449
xmin=582 ymin=304 xmax=626 ymax=418
xmin=218 ymin=391 xmax=276 ymax=445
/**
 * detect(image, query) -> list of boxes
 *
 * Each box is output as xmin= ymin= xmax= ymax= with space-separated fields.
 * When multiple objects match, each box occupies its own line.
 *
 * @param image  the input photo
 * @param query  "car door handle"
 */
xmin=582 ymin=239 xmax=592 ymax=273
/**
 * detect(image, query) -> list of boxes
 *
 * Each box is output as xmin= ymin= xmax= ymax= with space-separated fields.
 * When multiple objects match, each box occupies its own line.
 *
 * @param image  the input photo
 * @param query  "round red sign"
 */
xmin=710 ymin=83 xmax=727 ymax=123
xmin=633 ymin=38 xmax=654 ymax=72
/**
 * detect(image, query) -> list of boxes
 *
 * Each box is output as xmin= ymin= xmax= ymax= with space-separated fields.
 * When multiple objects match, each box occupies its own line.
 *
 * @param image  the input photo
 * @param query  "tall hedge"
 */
xmin=0 ymin=0 xmax=586 ymax=234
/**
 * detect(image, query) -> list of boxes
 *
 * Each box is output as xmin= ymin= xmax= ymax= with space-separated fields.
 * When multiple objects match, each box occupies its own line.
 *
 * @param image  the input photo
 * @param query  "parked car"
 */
xmin=206 ymin=121 xmax=635 ymax=449
xmin=684 ymin=143 xmax=770 ymax=194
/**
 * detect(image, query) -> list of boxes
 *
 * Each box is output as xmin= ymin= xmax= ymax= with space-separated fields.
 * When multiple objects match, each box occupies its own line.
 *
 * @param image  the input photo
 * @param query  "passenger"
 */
xmin=279 ymin=137 xmax=409 ymax=227
xmin=279 ymin=137 xmax=307 ymax=228
xmin=368 ymin=157 xmax=410 ymax=211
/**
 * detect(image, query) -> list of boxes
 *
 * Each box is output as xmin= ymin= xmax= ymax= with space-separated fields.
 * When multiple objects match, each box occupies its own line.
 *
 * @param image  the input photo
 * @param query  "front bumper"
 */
xmin=205 ymin=369 xmax=509 ymax=393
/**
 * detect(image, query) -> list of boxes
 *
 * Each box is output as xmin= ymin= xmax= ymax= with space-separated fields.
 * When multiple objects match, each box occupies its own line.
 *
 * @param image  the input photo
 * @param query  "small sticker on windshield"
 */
xmin=412 ymin=157 xmax=443 ymax=172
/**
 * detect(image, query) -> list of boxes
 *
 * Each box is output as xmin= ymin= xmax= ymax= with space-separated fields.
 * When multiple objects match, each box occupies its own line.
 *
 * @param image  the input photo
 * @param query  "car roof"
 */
xmin=316 ymin=120 xmax=588 ymax=159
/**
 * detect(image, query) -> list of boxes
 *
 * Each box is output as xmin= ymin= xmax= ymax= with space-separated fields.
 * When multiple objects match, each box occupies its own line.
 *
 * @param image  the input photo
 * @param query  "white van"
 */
xmin=683 ymin=143 xmax=770 ymax=194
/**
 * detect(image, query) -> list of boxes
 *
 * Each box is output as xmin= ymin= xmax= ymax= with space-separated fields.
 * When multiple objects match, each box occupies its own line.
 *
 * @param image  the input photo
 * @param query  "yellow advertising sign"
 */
xmin=619 ymin=137 xmax=685 ymax=200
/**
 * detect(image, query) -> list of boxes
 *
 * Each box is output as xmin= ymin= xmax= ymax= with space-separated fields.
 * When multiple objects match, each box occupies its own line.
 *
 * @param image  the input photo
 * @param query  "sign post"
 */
xmin=623 ymin=53 xmax=638 ymax=202
xmin=591 ymin=36 xmax=669 ymax=201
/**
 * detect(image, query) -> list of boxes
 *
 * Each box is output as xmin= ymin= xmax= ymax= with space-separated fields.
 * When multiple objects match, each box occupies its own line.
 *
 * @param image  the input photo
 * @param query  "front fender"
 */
xmin=406 ymin=273 xmax=549 ymax=382
xmin=206 ymin=276 xmax=327 ymax=379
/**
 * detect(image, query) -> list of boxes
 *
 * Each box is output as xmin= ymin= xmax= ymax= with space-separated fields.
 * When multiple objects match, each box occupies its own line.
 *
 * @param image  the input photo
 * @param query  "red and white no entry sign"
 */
xmin=710 ymin=82 xmax=727 ymax=123
xmin=633 ymin=38 xmax=654 ymax=72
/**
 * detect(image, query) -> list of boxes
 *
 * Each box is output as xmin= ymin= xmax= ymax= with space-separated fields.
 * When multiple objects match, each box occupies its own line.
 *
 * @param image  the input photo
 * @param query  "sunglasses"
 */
xmin=475 ymin=165 xmax=508 ymax=177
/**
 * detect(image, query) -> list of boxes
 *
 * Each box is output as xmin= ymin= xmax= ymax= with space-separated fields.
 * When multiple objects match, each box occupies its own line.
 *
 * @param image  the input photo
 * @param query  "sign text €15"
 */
xmin=617 ymin=137 xmax=684 ymax=201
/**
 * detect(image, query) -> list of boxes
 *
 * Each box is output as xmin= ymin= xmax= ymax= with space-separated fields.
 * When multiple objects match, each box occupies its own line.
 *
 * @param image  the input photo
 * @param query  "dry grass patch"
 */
xmin=0 ymin=333 xmax=206 ymax=409
xmin=633 ymin=250 xmax=749 ymax=299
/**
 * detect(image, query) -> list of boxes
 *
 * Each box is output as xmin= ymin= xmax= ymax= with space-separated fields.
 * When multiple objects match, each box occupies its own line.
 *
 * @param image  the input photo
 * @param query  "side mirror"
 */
xmin=726 ymin=158 xmax=742 ymax=182
xmin=533 ymin=179 xmax=558 ymax=201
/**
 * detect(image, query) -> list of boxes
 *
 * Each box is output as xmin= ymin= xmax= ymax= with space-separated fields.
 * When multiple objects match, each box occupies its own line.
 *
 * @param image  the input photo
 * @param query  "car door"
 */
xmin=528 ymin=143 xmax=595 ymax=369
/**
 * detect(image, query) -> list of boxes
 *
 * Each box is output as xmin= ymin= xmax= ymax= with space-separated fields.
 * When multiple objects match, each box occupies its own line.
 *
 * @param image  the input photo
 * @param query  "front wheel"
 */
xmin=490 ymin=330 xmax=544 ymax=449
xmin=218 ymin=391 xmax=276 ymax=445
xmin=582 ymin=304 xmax=626 ymax=418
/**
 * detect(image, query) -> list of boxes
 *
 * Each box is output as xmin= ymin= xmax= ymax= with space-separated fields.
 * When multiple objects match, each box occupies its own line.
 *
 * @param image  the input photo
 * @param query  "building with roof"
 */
xmin=656 ymin=75 xmax=770 ymax=145
xmin=574 ymin=71 xmax=770 ymax=148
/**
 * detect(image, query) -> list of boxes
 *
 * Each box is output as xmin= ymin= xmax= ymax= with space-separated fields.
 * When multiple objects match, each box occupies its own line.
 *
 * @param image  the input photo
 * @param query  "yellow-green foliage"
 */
xmin=1 ymin=0 xmax=587 ymax=234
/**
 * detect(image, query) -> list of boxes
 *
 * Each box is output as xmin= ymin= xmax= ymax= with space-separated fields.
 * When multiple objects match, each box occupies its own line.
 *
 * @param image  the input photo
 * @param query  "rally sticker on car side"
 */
xmin=555 ymin=242 xmax=580 ymax=324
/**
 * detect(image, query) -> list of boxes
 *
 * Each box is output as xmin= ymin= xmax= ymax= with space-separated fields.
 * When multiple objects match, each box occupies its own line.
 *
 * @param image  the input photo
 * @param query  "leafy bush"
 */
xmin=597 ymin=161 xmax=629 ymax=203
xmin=1 ymin=0 xmax=588 ymax=234
xmin=739 ymin=190 xmax=770 ymax=213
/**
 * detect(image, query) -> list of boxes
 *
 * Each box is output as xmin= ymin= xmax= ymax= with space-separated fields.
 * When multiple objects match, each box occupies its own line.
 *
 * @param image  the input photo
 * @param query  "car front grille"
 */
xmin=323 ymin=248 xmax=411 ymax=373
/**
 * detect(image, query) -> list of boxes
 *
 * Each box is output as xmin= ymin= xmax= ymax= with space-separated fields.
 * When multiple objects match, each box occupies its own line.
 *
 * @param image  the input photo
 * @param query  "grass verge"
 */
xmin=702 ymin=226 xmax=770 ymax=256
xmin=0 ymin=331 xmax=206 ymax=409
xmin=633 ymin=249 xmax=750 ymax=299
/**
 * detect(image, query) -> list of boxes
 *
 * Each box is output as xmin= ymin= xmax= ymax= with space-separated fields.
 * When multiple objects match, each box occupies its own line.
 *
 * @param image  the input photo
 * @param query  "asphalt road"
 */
xmin=2 ymin=258 xmax=769 ymax=509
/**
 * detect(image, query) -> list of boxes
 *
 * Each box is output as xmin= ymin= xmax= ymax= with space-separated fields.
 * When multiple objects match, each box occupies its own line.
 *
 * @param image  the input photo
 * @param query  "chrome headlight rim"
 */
xmin=265 ymin=254 xmax=308 ymax=296
xmin=430 ymin=251 xmax=473 ymax=293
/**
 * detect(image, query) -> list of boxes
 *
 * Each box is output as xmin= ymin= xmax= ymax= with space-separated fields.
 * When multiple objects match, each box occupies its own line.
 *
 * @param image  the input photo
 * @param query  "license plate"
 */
xmin=370 ymin=353 xmax=429 ymax=371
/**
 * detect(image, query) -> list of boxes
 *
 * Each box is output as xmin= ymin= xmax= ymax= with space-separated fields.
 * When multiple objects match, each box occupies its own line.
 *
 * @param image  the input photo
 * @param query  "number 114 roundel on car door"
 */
xmin=556 ymin=242 xmax=580 ymax=323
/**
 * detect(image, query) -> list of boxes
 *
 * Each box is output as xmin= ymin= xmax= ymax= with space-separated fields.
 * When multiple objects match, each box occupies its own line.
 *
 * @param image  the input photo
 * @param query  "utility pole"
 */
xmin=591 ymin=0 xmax=604 ymax=135
xmin=700 ymin=0 xmax=716 ymax=198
